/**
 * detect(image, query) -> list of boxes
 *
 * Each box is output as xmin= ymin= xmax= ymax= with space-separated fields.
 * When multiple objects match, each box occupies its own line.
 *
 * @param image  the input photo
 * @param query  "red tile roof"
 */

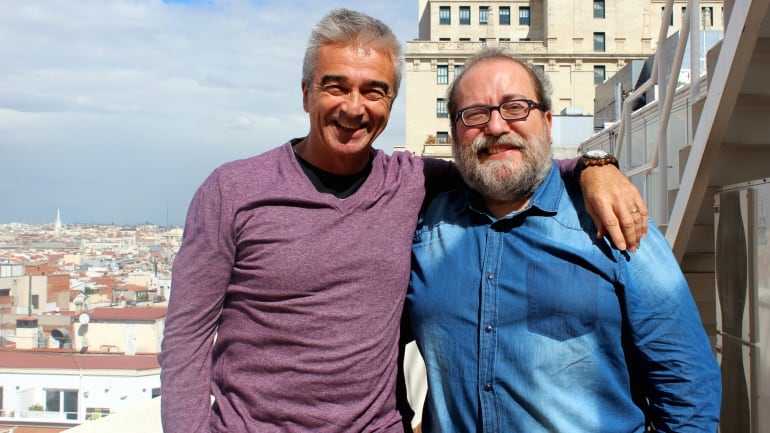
xmin=0 ymin=350 xmax=159 ymax=370
xmin=88 ymin=307 xmax=167 ymax=321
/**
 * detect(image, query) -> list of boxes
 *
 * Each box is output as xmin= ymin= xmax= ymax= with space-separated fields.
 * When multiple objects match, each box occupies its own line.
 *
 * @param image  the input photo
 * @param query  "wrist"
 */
xmin=576 ymin=150 xmax=619 ymax=180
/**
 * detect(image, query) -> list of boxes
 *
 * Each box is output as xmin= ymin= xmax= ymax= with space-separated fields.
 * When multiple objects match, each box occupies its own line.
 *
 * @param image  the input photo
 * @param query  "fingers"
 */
xmin=578 ymin=163 xmax=649 ymax=252
xmin=612 ymin=202 xmax=648 ymax=252
xmin=589 ymin=195 xmax=648 ymax=252
xmin=600 ymin=207 xmax=634 ymax=252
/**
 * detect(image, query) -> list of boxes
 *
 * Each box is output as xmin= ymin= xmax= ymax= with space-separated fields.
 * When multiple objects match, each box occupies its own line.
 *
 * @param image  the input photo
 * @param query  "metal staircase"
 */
xmin=580 ymin=0 xmax=770 ymax=336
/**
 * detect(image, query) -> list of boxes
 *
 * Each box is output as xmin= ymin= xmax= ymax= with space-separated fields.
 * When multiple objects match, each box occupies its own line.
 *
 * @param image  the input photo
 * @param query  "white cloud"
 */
xmin=0 ymin=0 xmax=416 ymax=225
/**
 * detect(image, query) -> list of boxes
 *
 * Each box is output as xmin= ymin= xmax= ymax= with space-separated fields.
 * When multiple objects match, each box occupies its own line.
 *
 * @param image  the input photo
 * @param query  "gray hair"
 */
xmin=447 ymin=47 xmax=552 ymax=138
xmin=302 ymin=9 xmax=404 ymax=99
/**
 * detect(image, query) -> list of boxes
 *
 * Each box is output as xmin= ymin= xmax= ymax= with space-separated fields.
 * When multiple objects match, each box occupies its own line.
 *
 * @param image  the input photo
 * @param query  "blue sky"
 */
xmin=0 ymin=0 xmax=418 ymax=226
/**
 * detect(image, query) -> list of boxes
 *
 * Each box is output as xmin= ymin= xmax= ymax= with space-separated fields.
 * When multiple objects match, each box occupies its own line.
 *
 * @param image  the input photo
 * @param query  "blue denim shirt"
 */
xmin=407 ymin=162 xmax=721 ymax=433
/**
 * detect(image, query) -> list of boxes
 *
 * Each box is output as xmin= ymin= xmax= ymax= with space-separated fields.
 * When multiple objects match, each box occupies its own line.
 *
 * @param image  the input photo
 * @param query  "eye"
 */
xmin=463 ymin=107 xmax=489 ymax=121
xmin=502 ymin=100 xmax=527 ymax=111
xmin=321 ymin=84 xmax=347 ymax=96
xmin=498 ymin=101 xmax=528 ymax=118
xmin=362 ymin=88 xmax=388 ymax=101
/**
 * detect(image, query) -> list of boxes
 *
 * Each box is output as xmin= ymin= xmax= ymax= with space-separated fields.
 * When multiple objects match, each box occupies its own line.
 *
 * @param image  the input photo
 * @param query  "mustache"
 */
xmin=471 ymin=133 xmax=529 ymax=153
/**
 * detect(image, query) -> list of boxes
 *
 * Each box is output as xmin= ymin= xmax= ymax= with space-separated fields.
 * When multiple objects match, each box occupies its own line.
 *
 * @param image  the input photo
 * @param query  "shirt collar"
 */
xmin=464 ymin=161 xmax=562 ymax=220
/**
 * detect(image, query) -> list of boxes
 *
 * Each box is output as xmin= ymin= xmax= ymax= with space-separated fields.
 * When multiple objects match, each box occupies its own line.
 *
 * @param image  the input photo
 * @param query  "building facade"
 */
xmin=404 ymin=0 xmax=724 ymax=157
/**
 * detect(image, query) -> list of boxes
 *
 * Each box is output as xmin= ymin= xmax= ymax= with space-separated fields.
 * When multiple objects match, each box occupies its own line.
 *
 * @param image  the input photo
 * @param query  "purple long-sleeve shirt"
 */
xmin=159 ymin=140 xmax=576 ymax=432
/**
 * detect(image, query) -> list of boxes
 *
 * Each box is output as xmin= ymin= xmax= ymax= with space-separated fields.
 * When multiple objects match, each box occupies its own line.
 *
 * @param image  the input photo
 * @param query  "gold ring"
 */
xmin=630 ymin=208 xmax=640 ymax=214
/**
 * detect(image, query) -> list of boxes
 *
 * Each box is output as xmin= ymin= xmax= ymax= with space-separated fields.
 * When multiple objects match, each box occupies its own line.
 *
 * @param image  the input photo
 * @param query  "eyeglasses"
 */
xmin=455 ymin=99 xmax=546 ymax=127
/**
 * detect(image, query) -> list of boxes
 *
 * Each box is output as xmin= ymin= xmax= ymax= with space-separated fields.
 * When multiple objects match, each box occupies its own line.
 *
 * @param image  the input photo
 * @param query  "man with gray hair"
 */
xmin=406 ymin=47 xmax=721 ymax=432
xmin=159 ymin=9 xmax=648 ymax=433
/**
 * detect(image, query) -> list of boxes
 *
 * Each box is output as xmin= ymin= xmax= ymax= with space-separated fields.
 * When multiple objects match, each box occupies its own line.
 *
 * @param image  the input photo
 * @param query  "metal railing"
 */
xmin=583 ymin=0 xmax=710 ymax=226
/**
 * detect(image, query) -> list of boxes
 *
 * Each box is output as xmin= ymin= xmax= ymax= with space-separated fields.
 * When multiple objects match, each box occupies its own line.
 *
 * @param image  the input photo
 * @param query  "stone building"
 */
xmin=404 ymin=0 xmax=724 ymax=157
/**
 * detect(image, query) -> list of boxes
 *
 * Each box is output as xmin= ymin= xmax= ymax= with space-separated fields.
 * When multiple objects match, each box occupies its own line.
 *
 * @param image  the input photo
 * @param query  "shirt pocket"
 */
xmin=527 ymin=261 xmax=597 ymax=341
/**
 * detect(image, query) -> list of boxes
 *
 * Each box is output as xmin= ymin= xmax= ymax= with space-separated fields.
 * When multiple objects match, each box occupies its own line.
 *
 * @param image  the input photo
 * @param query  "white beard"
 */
xmin=453 ymin=131 xmax=552 ymax=202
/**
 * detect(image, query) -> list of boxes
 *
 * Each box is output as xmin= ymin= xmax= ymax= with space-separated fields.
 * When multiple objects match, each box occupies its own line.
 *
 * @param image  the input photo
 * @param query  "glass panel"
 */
xmin=499 ymin=6 xmax=510 ymax=25
xmin=479 ymin=6 xmax=489 ymax=24
xmin=645 ymin=170 xmax=663 ymax=224
xmin=593 ymin=32 xmax=605 ymax=52
xmin=594 ymin=66 xmax=606 ymax=85
xmin=460 ymin=7 xmax=470 ymax=24
xmin=63 ymin=390 xmax=78 ymax=420
xmin=645 ymin=116 xmax=658 ymax=163
xmin=702 ymin=7 xmax=714 ymax=27
xmin=439 ymin=6 xmax=450 ymax=25
xmin=437 ymin=99 xmax=448 ymax=118
xmin=437 ymin=65 xmax=448 ymax=85
xmin=46 ymin=390 xmax=60 ymax=412
xmin=594 ymin=0 xmax=605 ymax=19
xmin=519 ymin=7 xmax=530 ymax=25
xmin=631 ymin=122 xmax=646 ymax=168
xmin=631 ymin=173 xmax=646 ymax=205
xmin=667 ymin=104 xmax=688 ymax=188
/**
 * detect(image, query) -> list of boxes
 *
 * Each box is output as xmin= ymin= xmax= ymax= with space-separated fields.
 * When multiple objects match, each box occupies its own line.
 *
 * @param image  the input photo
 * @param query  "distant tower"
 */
xmin=55 ymin=208 xmax=62 ymax=233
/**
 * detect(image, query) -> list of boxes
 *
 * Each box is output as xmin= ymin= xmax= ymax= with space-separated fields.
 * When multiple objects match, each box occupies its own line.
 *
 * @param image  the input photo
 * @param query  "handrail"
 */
xmin=613 ymin=0 xmax=675 ymax=161
xmin=611 ymin=0 xmax=700 ymax=222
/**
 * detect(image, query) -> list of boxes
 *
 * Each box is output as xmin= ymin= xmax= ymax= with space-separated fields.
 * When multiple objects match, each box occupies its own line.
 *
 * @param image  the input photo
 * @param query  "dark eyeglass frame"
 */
xmin=454 ymin=98 xmax=546 ymax=127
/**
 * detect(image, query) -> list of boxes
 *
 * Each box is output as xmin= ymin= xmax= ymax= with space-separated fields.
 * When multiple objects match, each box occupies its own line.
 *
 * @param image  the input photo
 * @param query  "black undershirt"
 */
xmin=292 ymin=145 xmax=373 ymax=199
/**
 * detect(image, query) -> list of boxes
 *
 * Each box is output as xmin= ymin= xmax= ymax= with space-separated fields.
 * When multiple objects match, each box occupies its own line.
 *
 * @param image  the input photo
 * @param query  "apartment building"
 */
xmin=404 ymin=0 xmax=724 ymax=157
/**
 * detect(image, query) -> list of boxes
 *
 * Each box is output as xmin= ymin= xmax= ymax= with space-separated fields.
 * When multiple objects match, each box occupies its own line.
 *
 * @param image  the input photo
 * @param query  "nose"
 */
xmin=340 ymin=91 xmax=365 ymax=116
xmin=484 ymin=108 xmax=510 ymax=136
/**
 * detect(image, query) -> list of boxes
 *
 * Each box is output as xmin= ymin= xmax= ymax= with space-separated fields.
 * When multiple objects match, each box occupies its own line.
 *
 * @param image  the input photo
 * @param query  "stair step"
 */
xmin=723 ymin=95 xmax=770 ymax=145
xmin=684 ymin=271 xmax=717 ymax=335
xmin=680 ymin=223 xmax=715 ymax=254
xmin=738 ymin=37 xmax=770 ymax=96
xmin=681 ymin=252 xmax=715 ymax=273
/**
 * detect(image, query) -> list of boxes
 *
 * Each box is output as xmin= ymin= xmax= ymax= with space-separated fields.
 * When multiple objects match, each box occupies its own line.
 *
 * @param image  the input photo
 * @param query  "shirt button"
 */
xmin=483 ymin=383 xmax=493 ymax=392
xmin=484 ymin=325 xmax=493 ymax=333
xmin=487 ymin=273 xmax=494 ymax=280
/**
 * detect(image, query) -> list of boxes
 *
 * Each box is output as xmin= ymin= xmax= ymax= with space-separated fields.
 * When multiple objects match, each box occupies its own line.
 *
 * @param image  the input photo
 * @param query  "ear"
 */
xmin=301 ymin=82 xmax=310 ymax=113
xmin=544 ymin=110 xmax=553 ymax=131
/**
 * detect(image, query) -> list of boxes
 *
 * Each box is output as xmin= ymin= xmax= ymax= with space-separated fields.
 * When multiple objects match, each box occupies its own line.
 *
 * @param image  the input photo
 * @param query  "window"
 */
xmin=593 ymin=32 xmax=606 ymax=52
xmin=701 ymin=7 xmax=713 ymax=27
xmin=437 ymin=98 xmax=448 ymax=118
xmin=459 ymin=37 xmax=471 ymax=41
xmin=439 ymin=6 xmax=451 ymax=25
xmin=499 ymin=37 xmax=511 ymax=42
xmin=460 ymin=6 xmax=471 ymax=24
xmin=479 ymin=6 xmax=489 ymax=24
xmin=46 ymin=389 xmax=78 ymax=420
xmin=662 ymin=7 xmax=673 ymax=26
xmin=519 ymin=7 xmax=530 ymax=25
xmin=534 ymin=64 xmax=545 ymax=74
xmin=499 ymin=6 xmax=511 ymax=25
xmin=437 ymin=65 xmax=449 ymax=84
xmin=594 ymin=65 xmax=606 ymax=84
xmin=454 ymin=64 xmax=465 ymax=77
xmin=593 ymin=0 xmax=605 ymax=18
xmin=439 ymin=37 xmax=451 ymax=41
xmin=437 ymin=132 xmax=450 ymax=143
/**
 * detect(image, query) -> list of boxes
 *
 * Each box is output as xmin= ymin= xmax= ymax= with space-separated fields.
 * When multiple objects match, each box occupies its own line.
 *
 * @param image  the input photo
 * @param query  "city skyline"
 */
xmin=0 ymin=0 xmax=417 ymax=227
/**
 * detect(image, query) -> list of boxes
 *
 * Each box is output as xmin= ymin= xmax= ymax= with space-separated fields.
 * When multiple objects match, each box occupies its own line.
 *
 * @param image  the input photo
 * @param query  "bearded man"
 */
xmin=403 ymin=47 xmax=721 ymax=433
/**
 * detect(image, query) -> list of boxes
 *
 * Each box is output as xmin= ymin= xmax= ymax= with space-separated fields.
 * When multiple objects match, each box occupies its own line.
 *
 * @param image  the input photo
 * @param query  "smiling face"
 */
xmin=452 ymin=58 xmax=553 ymax=204
xmin=297 ymin=43 xmax=396 ymax=174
